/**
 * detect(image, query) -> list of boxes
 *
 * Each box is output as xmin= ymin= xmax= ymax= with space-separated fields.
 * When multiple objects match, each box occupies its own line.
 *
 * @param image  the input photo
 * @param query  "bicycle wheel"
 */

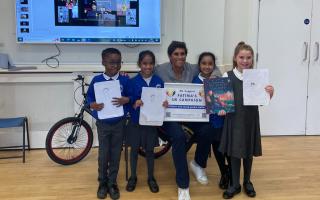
xmin=46 ymin=117 xmax=93 ymax=165
xmin=138 ymin=127 xmax=172 ymax=159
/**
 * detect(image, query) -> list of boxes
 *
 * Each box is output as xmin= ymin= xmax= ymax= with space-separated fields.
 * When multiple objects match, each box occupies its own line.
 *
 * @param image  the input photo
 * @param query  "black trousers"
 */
xmin=96 ymin=119 xmax=125 ymax=185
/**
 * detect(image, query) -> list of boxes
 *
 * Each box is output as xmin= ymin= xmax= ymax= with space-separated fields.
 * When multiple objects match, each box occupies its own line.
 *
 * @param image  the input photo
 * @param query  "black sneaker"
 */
xmin=223 ymin=185 xmax=241 ymax=199
xmin=108 ymin=183 xmax=120 ymax=200
xmin=97 ymin=183 xmax=108 ymax=199
xmin=147 ymin=177 xmax=159 ymax=193
xmin=243 ymin=181 xmax=256 ymax=197
xmin=126 ymin=176 xmax=137 ymax=192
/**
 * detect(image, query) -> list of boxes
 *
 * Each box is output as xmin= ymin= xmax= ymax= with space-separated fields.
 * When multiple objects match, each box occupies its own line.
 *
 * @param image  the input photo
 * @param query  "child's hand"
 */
xmin=218 ymin=110 xmax=226 ymax=116
xmin=112 ymin=97 xmax=129 ymax=107
xmin=162 ymin=100 xmax=169 ymax=108
xmin=265 ymin=85 xmax=274 ymax=99
xmin=90 ymin=102 xmax=104 ymax=111
xmin=133 ymin=100 xmax=143 ymax=109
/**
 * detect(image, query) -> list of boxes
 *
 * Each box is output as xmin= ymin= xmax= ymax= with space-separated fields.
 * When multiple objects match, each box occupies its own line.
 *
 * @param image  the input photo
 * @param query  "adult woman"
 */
xmin=155 ymin=41 xmax=221 ymax=200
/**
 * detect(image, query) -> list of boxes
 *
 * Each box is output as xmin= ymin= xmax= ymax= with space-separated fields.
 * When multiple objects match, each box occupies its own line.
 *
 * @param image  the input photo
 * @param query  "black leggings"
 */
xmin=230 ymin=157 xmax=253 ymax=188
xmin=212 ymin=141 xmax=230 ymax=176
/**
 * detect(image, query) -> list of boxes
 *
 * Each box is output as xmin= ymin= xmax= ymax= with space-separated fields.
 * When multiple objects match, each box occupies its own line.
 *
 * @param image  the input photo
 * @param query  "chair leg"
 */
xmin=25 ymin=117 xmax=31 ymax=151
xmin=23 ymin=122 xmax=26 ymax=163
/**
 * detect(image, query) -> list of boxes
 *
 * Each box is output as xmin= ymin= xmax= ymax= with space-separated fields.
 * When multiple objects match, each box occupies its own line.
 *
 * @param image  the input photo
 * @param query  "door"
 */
xmin=257 ymin=0 xmax=312 ymax=135
xmin=306 ymin=0 xmax=320 ymax=135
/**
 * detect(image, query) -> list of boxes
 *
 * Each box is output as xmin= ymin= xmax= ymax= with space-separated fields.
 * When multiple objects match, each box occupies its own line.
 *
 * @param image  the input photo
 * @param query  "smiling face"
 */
xmin=139 ymin=54 xmax=155 ymax=78
xmin=234 ymin=50 xmax=253 ymax=73
xmin=169 ymin=48 xmax=187 ymax=70
xmin=102 ymin=53 xmax=122 ymax=77
xmin=199 ymin=55 xmax=214 ymax=78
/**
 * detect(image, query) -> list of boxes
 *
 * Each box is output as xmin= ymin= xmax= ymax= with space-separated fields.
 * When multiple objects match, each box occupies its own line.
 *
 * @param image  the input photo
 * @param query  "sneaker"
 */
xmin=178 ymin=188 xmax=191 ymax=200
xmin=189 ymin=160 xmax=208 ymax=185
xmin=97 ymin=183 xmax=108 ymax=199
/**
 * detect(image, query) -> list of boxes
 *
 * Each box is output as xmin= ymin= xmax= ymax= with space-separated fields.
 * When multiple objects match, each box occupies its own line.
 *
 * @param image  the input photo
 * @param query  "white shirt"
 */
xmin=222 ymin=68 xmax=243 ymax=80
xmin=103 ymin=72 xmax=119 ymax=81
xmin=143 ymin=76 xmax=152 ymax=86
xmin=197 ymin=72 xmax=221 ymax=82
xmin=198 ymin=73 xmax=206 ymax=82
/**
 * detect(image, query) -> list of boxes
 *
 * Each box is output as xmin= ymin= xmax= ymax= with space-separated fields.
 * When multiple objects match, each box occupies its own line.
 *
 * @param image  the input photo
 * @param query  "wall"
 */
xmin=0 ymin=0 xmax=256 ymax=148
xmin=0 ymin=0 xmax=228 ymax=70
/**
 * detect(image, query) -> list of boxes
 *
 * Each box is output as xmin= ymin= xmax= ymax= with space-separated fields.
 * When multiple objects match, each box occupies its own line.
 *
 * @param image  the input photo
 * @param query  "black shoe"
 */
xmin=219 ymin=173 xmax=230 ymax=190
xmin=97 ymin=183 xmax=108 ymax=199
xmin=108 ymin=183 xmax=120 ymax=200
xmin=223 ymin=185 xmax=241 ymax=199
xmin=147 ymin=177 xmax=159 ymax=193
xmin=243 ymin=181 xmax=256 ymax=197
xmin=126 ymin=176 xmax=137 ymax=192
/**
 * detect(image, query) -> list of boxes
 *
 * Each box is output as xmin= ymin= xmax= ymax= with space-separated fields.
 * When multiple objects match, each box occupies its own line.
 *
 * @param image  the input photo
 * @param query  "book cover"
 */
xmin=204 ymin=77 xmax=235 ymax=114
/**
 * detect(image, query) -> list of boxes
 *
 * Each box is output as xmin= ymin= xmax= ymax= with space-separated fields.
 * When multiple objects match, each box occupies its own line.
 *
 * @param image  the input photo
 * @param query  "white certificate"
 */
xmin=94 ymin=80 xmax=124 ymax=119
xmin=139 ymin=87 xmax=166 ymax=126
xmin=164 ymin=83 xmax=209 ymax=122
xmin=243 ymin=69 xmax=270 ymax=105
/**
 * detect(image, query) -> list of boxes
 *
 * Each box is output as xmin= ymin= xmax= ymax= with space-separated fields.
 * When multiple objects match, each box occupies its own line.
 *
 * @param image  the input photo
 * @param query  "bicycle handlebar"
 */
xmin=73 ymin=75 xmax=84 ymax=81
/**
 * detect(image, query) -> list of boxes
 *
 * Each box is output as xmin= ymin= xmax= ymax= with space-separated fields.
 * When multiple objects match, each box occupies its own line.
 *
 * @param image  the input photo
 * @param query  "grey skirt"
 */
xmin=125 ymin=121 xmax=159 ymax=151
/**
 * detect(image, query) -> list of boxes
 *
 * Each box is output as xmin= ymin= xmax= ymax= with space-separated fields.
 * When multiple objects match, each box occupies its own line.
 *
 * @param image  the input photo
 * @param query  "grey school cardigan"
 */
xmin=154 ymin=62 xmax=221 ymax=83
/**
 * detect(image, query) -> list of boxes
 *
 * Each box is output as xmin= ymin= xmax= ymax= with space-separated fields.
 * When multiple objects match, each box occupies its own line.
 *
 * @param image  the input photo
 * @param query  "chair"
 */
xmin=0 ymin=117 xmax=30 ymax=163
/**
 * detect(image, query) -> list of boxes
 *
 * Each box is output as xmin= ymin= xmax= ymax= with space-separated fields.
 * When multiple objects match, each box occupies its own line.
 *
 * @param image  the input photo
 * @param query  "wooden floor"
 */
xmin=1 ymin=136 xmax=320 ymax=200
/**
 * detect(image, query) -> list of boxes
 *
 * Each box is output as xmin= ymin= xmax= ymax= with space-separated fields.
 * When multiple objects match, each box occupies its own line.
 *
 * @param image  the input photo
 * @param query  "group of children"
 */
xmin=86 ymin=41 xmax=274 ymax=200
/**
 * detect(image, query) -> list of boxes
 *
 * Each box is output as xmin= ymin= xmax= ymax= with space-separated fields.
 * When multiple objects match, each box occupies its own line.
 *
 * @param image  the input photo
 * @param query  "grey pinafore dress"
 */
xmin=219 ymin=70 xmax=262 ymax=159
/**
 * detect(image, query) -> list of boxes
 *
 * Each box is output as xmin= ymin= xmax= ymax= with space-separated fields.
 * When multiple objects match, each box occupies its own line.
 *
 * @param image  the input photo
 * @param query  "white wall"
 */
xmin=223 ymin=0 xmax=253 ymax=67
xmin=0 ymin=0 xmax=256 ymax=148
xmin=0 ymin=0 xmax=231 ymax=70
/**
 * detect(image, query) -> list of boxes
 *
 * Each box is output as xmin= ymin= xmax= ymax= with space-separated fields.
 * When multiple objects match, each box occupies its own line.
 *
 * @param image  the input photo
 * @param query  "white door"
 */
xmin=257 ymin=0 xmax=312 ymax=135
xmin=306 ymin=0 xmax=320 ymax=135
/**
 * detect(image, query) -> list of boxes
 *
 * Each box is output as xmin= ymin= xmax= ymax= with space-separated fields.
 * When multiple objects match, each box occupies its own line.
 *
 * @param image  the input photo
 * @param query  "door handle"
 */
xmin=303 ymin=42 xmax=308 ymax=62
xmin=314 ymin=42 xmax=319 ymax=62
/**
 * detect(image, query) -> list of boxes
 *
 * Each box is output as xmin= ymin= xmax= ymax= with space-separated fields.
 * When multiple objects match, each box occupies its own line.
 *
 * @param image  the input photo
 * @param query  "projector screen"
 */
xmin=16 ymin=0 xmax=161 ymax=44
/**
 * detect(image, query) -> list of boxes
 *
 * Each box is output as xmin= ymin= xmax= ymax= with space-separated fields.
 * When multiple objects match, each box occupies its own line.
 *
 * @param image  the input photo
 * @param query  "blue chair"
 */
xmin=0 ymin=117 xmax=30 ymax=163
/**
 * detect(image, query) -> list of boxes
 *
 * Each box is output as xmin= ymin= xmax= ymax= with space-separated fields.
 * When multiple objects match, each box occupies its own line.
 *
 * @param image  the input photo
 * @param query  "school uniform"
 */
xmin=126 ymin=73 xmax=164 ymax=151
xmin=191 ymin=74 xmax=227 ymax=172
xmin=125 ymin=73 xmax=164 ymax=181
xmin=86 ymin=72 xmax=131 ymax=186
xmin=218 ymin=68 xmax=262 ymax=194
xmin=219 ymin=69 xmax=262 ymax=158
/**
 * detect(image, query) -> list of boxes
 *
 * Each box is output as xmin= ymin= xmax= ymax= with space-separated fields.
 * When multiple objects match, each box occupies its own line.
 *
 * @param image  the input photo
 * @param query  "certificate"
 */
xmin=139 ymin=87 xmax=166 ymax=126
xmin=243 ymin=69 xmax=270 ymax=105
xmin=94 ymin=80 xmax=124 ymax=119
xmin=164 ymin=83 xmax=209 ymax=122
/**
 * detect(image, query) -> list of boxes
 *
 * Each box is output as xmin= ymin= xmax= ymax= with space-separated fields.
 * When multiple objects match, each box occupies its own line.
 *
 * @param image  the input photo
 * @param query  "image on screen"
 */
xmin=55 ymin=0 xmax=139 ymax=27
xmin=16 ymin=0 xmax=160 ymax=44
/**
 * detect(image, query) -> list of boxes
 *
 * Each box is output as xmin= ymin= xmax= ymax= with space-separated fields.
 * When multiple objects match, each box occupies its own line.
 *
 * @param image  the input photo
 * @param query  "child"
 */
xmin=126 ymin=50 xmax=164 ymax=193
xmin=189 ymin=52 xmax=230 ymax=189
xmin=86 ymin=48 xmax=130 ymax=200
xmin=219 ymin=42 xmax=274 ymax=199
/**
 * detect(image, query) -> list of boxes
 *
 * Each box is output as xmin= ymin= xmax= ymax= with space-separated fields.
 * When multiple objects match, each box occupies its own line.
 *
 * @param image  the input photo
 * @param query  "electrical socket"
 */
xmin=0 ymin=43 xmax=4 ymax=47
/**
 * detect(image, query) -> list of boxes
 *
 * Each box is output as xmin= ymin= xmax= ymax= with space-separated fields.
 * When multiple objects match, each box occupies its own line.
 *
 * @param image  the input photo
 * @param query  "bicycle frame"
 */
xmin=67 ymin=76 xmax=93 ymax=145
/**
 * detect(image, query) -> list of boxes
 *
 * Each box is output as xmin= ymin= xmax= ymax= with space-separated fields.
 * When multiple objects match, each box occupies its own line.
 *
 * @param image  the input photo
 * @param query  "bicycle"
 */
xmin=45 ymin=75 xmax=195 ymax=165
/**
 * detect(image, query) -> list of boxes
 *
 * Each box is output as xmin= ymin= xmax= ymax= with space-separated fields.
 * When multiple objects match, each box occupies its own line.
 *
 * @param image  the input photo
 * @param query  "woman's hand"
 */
xmin=133 ymin=99 xmax=143 ymax=109
xmin=90 ymin=102 xmax=104 ymax=111
xmin=112 ymin=97 xmax=129 ymax=107
xmin=265 ymin=85 xmax=274 ymax=99
xmin=218 ymin=110 xmax=226 ymax=116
